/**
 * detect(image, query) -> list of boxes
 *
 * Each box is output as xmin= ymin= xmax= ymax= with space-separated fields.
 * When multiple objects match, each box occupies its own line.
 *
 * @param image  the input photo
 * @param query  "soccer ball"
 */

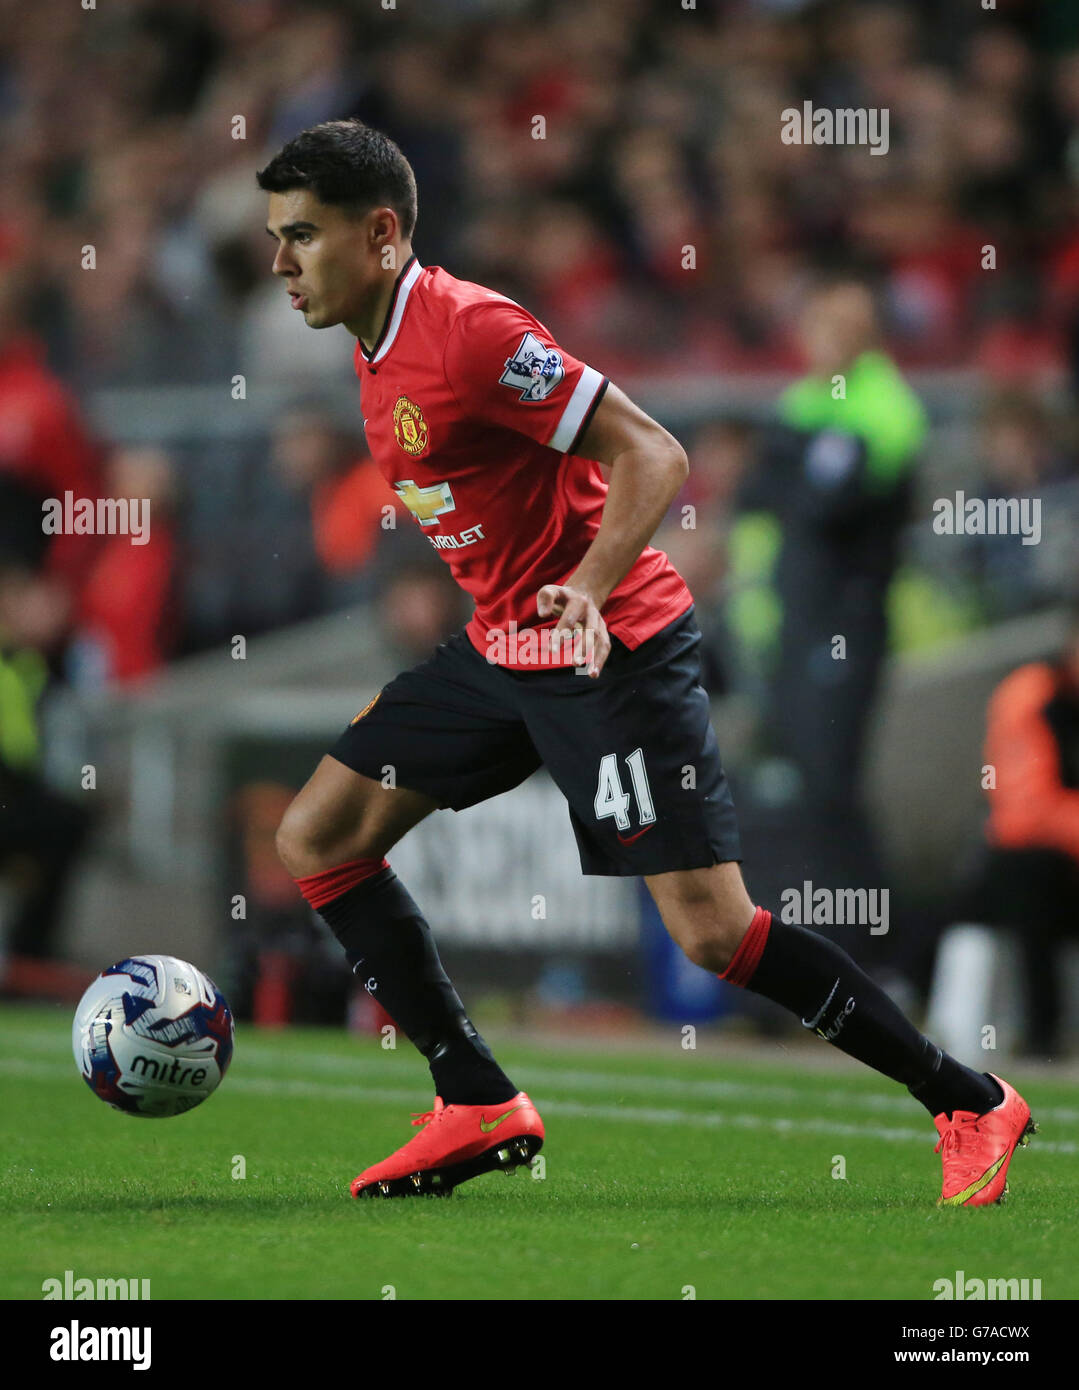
xmin=72 ymin=955 xmax=234 ymax=1118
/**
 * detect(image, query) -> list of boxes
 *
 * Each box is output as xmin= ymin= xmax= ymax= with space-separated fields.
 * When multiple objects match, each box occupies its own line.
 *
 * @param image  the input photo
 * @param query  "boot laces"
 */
xmin=410 ymin=1099 xmax=444 ymax=1128
xmin=934 ymin=1112 xmax=980 ymax=1156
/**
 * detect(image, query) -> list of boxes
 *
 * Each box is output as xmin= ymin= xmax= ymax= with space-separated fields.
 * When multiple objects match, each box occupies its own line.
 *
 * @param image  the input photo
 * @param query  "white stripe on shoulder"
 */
xmin=371 ymin=259 xmax=424 ymax=364
xmin=547 ymin=365 xmax=604 ymax=453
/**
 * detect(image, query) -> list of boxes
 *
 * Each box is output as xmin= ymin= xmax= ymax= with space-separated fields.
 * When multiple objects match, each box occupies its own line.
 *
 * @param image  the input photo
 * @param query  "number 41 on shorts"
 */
xmin=593 ymin=749 xmax=655 ymax=831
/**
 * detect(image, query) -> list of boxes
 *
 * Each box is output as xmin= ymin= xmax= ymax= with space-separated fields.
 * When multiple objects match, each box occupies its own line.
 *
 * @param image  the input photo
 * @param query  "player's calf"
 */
xmin=653 ymin=866 xmax=1004 ymax=1124
xmin=655 ymin=870 xmax=1034 ymax=1203
xmin=276 ymin=757 xmax=519 ymax=1113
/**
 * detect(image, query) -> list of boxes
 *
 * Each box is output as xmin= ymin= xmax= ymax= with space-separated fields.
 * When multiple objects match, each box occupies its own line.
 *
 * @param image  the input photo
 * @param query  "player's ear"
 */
xmin=367 ymin=207 xmax=402 ymax=261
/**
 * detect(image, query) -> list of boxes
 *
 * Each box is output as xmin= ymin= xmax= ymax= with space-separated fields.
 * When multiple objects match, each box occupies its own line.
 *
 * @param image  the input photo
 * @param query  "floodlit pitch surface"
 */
xmin=2 ymin=1004 xmax=1077 ymax=1300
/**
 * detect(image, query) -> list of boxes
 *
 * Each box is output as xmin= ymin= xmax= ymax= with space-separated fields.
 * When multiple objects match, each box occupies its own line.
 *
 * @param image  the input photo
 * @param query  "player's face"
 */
xmin=799 ymin=286 xmax=876 ymax=376
xmin=265 ymin=190 xmax=378 ymax=330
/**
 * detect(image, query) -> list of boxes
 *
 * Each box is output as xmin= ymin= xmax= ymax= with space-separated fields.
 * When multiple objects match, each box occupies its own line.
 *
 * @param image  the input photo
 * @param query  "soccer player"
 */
xmin=258 ymin=120 xmax=1034 ymax=1206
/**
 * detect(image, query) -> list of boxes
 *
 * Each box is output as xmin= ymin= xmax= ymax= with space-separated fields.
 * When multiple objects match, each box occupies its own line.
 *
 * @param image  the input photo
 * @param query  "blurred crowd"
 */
xmin=2 ymin=0 xmax=1077 ymax=387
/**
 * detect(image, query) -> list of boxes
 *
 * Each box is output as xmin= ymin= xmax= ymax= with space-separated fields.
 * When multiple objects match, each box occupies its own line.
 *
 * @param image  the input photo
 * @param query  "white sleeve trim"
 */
xmin=547 ymin=365 xmax=605 ymax=454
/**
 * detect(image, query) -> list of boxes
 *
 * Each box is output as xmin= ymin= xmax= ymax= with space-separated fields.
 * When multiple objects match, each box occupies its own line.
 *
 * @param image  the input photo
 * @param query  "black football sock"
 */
xmin=314 ymin=866 xmax=518 ymax=1106
xmin=723 ymin=908 xmax=1003 ymax=1119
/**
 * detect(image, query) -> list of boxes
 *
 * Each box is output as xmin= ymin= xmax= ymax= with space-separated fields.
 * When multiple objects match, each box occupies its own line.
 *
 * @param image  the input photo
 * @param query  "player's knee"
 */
xmin=675 ymin=911 xmax=752 ymax=974
xmin=679 ymin=932 xmax=732 ymax=974
xmin=276 ymin=792 xmax=389 ymax=878
xmin=274 ymin=802 xmax=309 ymax=877
xmin=275 ymin=800 xmax=340 ymax=878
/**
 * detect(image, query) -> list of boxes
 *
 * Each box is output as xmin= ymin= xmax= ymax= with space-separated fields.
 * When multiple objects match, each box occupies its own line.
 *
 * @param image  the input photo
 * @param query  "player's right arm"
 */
xmin=443 ymin=302 xmax=688 ymax=676
xmin=537 ymin=383 xmax=687 ymax=676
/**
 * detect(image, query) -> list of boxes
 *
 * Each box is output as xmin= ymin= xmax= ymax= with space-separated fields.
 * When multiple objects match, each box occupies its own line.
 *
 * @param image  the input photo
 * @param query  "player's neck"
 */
xmin=347 ymin=246 xmax=414 ymax=351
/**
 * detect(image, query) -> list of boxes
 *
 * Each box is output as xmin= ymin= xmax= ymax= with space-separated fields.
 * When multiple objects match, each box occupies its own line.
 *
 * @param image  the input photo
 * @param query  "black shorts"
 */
xmin=329 ymin=606 xmax=742 ymax=877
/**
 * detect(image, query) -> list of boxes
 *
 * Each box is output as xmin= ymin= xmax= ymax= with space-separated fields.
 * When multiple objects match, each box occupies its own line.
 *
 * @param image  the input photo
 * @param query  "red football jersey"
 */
xmin=355 ymin=255 xmax=692 ymax=669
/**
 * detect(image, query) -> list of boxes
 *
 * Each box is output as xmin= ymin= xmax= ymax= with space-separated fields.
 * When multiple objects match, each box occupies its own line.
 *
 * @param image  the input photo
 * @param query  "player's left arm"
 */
xmin=537 ymin=383 xmax=688 ymax=677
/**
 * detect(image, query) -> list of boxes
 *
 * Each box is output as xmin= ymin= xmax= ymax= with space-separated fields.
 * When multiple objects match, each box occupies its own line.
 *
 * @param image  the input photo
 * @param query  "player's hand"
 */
xmin=536 ymin=583 xmax=611 ymax=678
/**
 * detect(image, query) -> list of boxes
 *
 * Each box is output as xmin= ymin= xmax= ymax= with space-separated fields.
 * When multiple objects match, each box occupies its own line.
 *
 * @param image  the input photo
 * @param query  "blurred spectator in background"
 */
xmin=963 ymin=389 xmax=1079 ymax=620
xmin=0 ymin=491 xmax=92 ymax=990
xmin=655 ymin=418 xmax=754 ymax=692
xmin=182 ymin=403 xmax=391 ymax=650
xmin=67 ymin=446 xmax=180 ymax=688
xmin=729 ymin=279 xmax=927 ymax=956
xmin=0 ymin=225 xmax=102 ymax=594
xmin=307 ymin=420 xmax=396 ymax=600
xmin=379 ymin=561 xmax=473 ymax=667
xmin=951 ymin=616 xmax=1079 ymax=1055
xmin=225 ymin=780 xmax=353 ymax=1027
xmin=256 ymin=403 xmax=358 ymax=630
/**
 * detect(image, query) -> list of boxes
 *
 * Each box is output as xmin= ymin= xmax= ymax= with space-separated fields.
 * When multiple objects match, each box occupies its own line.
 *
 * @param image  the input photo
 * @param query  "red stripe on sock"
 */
xmin=295 ymin=857 xmax=388 ymax=910
xmin=718 ymin=906 xmax=772 ymax=988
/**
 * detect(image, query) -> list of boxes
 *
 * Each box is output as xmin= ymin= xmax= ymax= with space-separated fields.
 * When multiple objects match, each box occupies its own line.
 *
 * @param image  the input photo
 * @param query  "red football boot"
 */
xmin=351 ymin=1091 xmax=544 ymax=1198
xmin=933 ymin=1073 xmax=1037 ymax=1207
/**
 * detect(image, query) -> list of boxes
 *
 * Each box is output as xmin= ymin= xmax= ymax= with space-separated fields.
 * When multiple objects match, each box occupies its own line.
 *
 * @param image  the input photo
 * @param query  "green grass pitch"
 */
xmin=2 ymin=1002 xmax=1077 ymax=1301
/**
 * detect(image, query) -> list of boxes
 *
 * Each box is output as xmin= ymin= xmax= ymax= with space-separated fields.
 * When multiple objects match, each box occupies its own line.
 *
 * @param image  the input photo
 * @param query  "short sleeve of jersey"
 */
xmin=442 ymin=299 xmax=608 ymax=455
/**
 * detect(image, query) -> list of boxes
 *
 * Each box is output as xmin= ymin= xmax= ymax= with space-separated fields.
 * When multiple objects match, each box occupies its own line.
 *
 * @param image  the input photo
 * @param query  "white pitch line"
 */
xmin=12 ymin=1027 xmax=1079 ymax=1124
xmin=4 ymin=1058 xmax=1075 ymax=1154
xmin=21 ymin=1029 xmax=1078 ymax=1125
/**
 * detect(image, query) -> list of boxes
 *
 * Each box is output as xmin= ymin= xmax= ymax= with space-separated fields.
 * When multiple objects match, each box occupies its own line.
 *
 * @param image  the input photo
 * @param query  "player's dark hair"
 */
xmin=256 ymin=119 xmax=417 ymax=239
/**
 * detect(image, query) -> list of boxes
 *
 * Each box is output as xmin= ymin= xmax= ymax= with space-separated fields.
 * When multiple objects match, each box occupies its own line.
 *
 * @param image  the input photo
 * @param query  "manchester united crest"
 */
xmin=392 ymin=396 xmax=429 ymax=456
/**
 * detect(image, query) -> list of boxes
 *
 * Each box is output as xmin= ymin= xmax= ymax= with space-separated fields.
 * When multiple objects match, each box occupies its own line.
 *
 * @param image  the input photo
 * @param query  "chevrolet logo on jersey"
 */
xmin=394 ymin=479 xmax=456 ymax=526
xmin=500 ymin=331 xmax=565 ymax=402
